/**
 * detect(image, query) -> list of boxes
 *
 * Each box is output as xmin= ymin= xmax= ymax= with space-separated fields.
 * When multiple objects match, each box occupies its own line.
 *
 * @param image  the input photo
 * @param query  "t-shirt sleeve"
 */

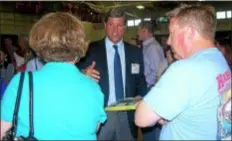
xmin=143 ymin=61 xmax=191 ymax=121
xmin=1 ymin=73 xmax=21 ymax=122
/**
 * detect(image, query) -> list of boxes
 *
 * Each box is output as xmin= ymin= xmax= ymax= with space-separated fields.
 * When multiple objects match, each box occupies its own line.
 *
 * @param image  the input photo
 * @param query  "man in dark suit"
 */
xmin=78 ymin=8 xmax=147 ymax=140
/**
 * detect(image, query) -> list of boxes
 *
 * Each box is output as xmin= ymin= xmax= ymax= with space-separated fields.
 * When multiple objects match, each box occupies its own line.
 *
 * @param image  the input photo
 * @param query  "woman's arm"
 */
xmin=96 ymin=123 xmax=100 ymax=133
xmin=0 ymin=120 xmax=12 ymax=139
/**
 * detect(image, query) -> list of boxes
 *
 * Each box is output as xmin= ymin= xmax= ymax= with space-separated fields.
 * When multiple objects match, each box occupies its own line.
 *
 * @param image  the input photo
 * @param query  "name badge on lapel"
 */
xmin=131 ymin=63 xmax=140 ymax=74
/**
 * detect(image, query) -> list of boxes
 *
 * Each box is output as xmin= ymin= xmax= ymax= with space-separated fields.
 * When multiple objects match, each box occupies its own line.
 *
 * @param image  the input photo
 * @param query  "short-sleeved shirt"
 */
xmin=144 ymin=48 xmax=230 ymax=140
xmin=1 ymin=62 xmax=106 ymax=140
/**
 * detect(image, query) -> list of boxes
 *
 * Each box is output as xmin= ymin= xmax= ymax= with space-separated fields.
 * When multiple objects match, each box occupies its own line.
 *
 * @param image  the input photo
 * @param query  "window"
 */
xmin=216 ymin=11 xmax=231 ymax=19
xmin=227 ymin=11 xmax=231 ymax=18
xmin=134 ymin=19 xmax=141 ymax=26
xmin=144 ymin=18 xmax=151 ymax=21
xmin=127 ymin=20 xmax=134 ymax=27
xmin=156 ymin=16 xmax=168 ymax=23
xmin=217 ymin=11 xmax=226 ymax=19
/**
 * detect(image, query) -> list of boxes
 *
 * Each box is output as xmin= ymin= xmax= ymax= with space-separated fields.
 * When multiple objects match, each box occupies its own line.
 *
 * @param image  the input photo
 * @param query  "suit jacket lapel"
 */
xmin=97 ymin=39 xmax=109 ymax=105
xmin=124 ymin=42 xmax=130 ymax=98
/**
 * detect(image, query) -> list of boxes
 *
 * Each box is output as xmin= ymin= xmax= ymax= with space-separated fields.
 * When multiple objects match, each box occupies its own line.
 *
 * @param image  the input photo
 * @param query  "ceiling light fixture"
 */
xmin=136 ymin=5 xmax=144 ymax=9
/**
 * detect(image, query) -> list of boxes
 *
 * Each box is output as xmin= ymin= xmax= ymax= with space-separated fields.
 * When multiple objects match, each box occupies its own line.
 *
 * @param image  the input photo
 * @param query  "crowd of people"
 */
xmin=0 ymin=3 xmax=231 ymax=140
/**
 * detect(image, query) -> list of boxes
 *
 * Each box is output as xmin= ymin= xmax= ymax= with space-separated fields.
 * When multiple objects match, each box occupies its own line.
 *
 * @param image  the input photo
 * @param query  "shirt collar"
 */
xmin=142 ymin=37 xmax=155 ymax=47
xmin=105 ymin=36 xmax=123 ymax=49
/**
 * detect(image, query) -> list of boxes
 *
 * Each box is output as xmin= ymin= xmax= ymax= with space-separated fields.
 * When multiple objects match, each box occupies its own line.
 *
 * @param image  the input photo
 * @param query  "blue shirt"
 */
xmin=142 ymin=37 xmax=167 ymax=87
xmin=0 ymin=77 xmax=6 ymax=98
xmin=105 ymin=37 xmax=126 ymax=106
xmin=1 ymin=62 xmax=106 ymax=140
xmin=26 ymin=58 xmax=44 ymax=72
xmin=144 ymin=48 xmax=230 ymax=140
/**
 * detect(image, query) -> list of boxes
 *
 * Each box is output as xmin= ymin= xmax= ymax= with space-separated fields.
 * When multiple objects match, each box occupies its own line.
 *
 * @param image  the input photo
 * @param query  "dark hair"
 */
xmin=139 ymin=21 xmax=154 ymax=34
xmin=104 ymin=8 xmax=126 ymax=24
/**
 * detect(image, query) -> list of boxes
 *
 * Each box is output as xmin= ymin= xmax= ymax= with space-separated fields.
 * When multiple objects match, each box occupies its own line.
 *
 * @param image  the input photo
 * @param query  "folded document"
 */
xmin=105 ymin=97 xmax=138 ymax=111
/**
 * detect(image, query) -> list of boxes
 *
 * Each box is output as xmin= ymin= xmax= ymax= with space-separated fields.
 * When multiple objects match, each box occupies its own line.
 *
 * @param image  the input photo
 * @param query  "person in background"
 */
xmin=17 ymin=35 xmax=36 ymax=64
xmin=137 ymin=21 xmax=168 ymax=88
xmin=161 ymin=36 xmax=176 ymax=65
xmin=0 ymin=50 xmax=7 ymax=98
xmin=23 ymin=35 xmax=45 ymax=72
xmin=26 ymin=43 xmax=44 ymax=72
xmin=78 ymin=8 xmax=147 ymax=140
xmin=0 ymin=50 xmax=5 ymax=67
xmin=3 ymin=38 xmax=17 ymax=64
xmin=26 ymin=57 xmax=44 ymax=72
xmin=3 ymin=35 xmax=29 ymax=73
xmin=1 ymin=12 xmax=106 ymax=140
xmin=3 ymin=38 xmax=17 ymax=82
xmin=13 ymin=35 xmax=28 ymax=72
xmin=135 ymin=4 xmax=231 ymax=140
xmin=137 ymin=21 xmax=167 ymax=140
xmin=216 ymin=39 xmax=232 ymax=70
xmin=0 ymin=50 xmax=7 ymax=72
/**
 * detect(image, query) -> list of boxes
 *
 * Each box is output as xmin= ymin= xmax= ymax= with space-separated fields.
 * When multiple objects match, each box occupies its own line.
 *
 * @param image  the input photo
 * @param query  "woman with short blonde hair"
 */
xmin=1 ymin=12 xmax=106 ymax=140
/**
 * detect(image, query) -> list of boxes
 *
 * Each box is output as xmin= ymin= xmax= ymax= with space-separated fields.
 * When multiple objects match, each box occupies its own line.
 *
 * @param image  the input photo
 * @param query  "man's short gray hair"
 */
xmin=166 ymin=4 xmax=217 ymax=40
xmin=139 ymin=21 xmax=154 ymax=34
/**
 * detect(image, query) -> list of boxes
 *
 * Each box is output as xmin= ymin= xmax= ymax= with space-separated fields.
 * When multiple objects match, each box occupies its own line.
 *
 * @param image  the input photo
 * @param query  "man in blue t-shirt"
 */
xmin=135 ymin=4 xmax=231 ymax=140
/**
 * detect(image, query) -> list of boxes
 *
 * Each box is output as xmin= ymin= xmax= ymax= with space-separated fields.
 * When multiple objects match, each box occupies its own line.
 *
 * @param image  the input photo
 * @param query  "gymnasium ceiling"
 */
xmin=75 ymin=1 xmax=231 ymax=18
xmin=0 ymin=1 xmax=231 ymax=21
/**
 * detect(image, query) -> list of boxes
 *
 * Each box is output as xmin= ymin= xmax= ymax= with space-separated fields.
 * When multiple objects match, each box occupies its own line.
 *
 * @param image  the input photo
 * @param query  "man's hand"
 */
xmin=82 ymin=61 xmax=100 ymax=82
xmin=157 ymin=119 xmax=168 ymax=125
xmin=134 ymin=95 xmax=143 ymax=102
xmin=134 ymin=95 xmax=143 ymax=107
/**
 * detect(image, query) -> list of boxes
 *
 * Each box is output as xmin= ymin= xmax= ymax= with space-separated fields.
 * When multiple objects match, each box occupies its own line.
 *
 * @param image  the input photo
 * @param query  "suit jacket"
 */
xmin=78 ymin=38 xmax=148 ymax=137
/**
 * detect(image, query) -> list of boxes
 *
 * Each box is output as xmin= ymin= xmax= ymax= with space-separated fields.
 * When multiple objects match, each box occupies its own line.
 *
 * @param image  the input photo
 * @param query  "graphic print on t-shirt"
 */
xmin=217 ymin=70 xmax=231 ymax=140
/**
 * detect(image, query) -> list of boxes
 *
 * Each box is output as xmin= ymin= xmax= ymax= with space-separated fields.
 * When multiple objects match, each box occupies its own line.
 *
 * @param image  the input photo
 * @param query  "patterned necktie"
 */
xmin=113 ymin=44 xmax=124 ymax=101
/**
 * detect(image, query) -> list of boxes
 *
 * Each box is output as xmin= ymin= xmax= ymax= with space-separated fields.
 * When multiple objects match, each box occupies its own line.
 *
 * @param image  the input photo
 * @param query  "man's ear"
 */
xmin=183 ymin=25 xmax=195 ymax=57
xmin=186 ymin=25 xmax=195 ymax=40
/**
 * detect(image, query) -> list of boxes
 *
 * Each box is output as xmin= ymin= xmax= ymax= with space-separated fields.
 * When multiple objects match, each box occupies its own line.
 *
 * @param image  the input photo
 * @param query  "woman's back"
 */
xmin=1 ymin=62 xmax=106 ymax=140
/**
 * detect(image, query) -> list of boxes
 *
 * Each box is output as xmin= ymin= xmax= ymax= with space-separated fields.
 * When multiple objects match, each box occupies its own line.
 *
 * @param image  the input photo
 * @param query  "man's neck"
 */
xmin=188 ymin=38 xmax=215 ymax=57
xmin=105 ymin=36 xmax=123 ymax=46
xmin=142 ymin=36 xmax=154 ymax=46
xmin=143 ymin=35 xmax=153 ymax=42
